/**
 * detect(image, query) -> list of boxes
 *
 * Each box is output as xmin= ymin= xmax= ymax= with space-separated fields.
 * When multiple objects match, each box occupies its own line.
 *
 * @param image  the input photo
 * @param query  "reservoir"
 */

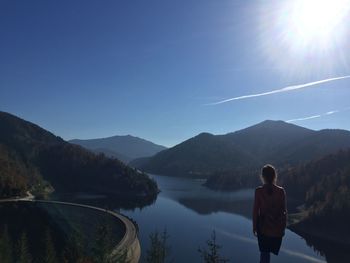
xmin=59 ymin=174 xmax=349 ymax=263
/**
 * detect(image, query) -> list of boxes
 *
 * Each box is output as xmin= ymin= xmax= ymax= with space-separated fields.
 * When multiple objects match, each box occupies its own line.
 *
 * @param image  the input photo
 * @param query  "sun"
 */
xmin=259 ymin=0 xmax=350 ymax=76
xmin=287 ymin=0 xmax=349 ymax=43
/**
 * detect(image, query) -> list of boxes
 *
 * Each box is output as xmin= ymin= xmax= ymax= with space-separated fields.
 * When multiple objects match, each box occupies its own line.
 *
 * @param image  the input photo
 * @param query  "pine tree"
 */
xmin=62 ymin=229 xmax=86 ymax=263
xmin=16 ymin=232 xmax=32 ymax=263
xmin=110 ymin=248 xmax=128 ymax=263
xmin=0 ymin=225 xmax=13 ymax=263
xmin=43 ymin=229 xmax=58 ymax=263
xmin=92 ymin=220 xmax=113 ymax=263
xmin=198 ymin=231 xmax=229 ymax=263
xmin=146 ymin=229 xmax=170 ymax=263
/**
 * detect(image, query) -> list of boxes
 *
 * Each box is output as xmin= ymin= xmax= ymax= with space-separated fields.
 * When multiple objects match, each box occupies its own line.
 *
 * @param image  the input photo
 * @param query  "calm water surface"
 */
xmin=120 ymin=175 xmax=327 ymax=263
xmin=57 ymin=175 xmax=344 ymax=262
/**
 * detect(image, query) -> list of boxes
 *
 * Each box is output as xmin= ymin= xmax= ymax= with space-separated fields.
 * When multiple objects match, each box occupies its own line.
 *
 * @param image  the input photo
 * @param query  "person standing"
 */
xmin=253 ymin=164 xmax=287 ymax=263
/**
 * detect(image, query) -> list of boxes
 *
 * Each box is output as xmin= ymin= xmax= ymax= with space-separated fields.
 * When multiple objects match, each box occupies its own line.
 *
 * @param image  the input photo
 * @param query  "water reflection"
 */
xmin=153 ymin=174 xmax=255 ymax=216
xmin=292 ymin=230 xmax=350 ymax=263
xmin=53 ymin=174 xmax=347 ymax=263
xmin=145 ymin=175 xmax=347 ymax=263
xmin=52 ymin=192 xmax=157 ymax=211
xmin=178 ymin=198 xmax=253 ymax=217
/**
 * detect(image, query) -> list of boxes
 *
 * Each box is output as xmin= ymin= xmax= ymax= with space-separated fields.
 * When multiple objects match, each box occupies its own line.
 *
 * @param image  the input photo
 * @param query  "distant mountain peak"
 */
xmin=256 ymin=119 xmax=296 ymax=127
xmin=237 ymin=119 xmax=314 ymax=134
xmin=260 ymin=119 xmax=286 ymax=125
xmin=69 ymin=134 xmax=167 ymax=162
xmin=196 ymin=132 xmax=214 ymax=138
xmin=0 ymin=111 xmax=159 ymax=197
xmin=133 ymin=118 xmax=350 ymax=179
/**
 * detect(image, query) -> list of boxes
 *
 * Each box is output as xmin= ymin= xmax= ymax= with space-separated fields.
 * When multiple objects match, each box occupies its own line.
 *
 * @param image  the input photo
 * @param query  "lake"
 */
xmin=121 ymin=175 xmax=327 ymax=263
xmin=56 ymin=174 xmax=348 ymax=263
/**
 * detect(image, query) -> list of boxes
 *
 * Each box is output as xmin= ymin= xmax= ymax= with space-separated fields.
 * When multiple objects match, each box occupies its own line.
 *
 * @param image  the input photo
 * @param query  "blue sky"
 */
xmin=1 ymin=0 xmax=350 ymax=146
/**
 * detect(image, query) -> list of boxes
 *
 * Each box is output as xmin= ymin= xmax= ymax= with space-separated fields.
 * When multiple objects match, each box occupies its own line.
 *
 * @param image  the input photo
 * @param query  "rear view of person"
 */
xmin=253 ymin=164 xmax=287 ymax=263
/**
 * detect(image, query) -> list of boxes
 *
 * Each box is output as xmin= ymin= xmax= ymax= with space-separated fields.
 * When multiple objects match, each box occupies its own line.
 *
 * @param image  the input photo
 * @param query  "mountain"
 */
xmin=91 ymin=148 xmax=132 ymax=163
xmin=69 ymin=135 xmax=167 ymax=163
xmin=0 ymin=144 xmax=36 ymax=197
xmin=131 ymin=132 xmax=256 ymax=177
xmin=132 ymin=120 xmax=350 ymax=189
xmin=0 ymin=111 xmax=158 ymax=198
xmin=284 ymin=149 xmax=350 ymax=246
xmin=220 ymin=120 xmax=314 ymax=165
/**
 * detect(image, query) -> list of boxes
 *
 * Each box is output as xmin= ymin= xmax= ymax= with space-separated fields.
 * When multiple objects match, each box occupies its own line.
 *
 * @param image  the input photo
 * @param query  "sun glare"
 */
xmin=258 ymin=0 xmax=350 ymax=77
xmin=287 ymin=0 xmax=349 ymax=43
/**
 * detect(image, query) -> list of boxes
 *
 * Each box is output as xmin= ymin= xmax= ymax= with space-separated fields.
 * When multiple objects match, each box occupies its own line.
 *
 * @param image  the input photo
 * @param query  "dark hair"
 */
xmin=261 ymin=164 xmax=277 ymax=185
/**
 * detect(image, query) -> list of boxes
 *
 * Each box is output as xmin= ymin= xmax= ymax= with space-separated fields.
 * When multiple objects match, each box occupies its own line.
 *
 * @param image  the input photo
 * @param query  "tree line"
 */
xmin=281 ymin=149 xmax=350 ymax=243
xmin=0 ymin=224 xmax=229 ymax=263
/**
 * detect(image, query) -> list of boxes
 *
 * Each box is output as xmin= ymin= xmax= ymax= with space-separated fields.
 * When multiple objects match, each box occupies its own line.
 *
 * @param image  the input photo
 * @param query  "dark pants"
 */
xmin=260 ymin=251 xmax=270 ymax=263
xmin=257 ymin=233 xmax=282 ymax=255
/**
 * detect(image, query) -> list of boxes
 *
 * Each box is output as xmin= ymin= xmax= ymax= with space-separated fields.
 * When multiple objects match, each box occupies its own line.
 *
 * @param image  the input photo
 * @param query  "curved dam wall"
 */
xmin=1 ymin=199 xmax=140 ymax=263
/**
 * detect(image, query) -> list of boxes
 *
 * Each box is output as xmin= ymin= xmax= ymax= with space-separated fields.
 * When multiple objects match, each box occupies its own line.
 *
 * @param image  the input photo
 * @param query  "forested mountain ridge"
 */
xmin=0 ymin=144 xmax=38 ymax=197
xmin=131 ymin=132 xmax=258 ymax=177
xmin=70 ymin=135 xmax=167 ymax=163
xmin=132 ymin=120 xmax=350 ymax=190
xmin=283 ymin=149 xmax=350 ymax=245
xmin=0 ymin=111 xmax=158 ymax=198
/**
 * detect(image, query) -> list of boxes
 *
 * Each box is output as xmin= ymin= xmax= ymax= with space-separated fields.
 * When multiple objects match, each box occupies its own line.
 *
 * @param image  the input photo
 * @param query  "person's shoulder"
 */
xmin=255 ymin=186 xmax=263 ymax=193
xmin=275 ymin=185 xmax=286 ymax=194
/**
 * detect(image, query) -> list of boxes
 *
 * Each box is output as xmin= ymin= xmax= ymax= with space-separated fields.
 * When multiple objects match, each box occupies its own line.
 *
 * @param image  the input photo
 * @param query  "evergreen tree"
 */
xmin=92 ymin=219 xmax=113 ymax=263
xmin=146 ymin=229 xmax=170 ymax=263
xmin=110 ymin=248 xmax=128 ymax=263
xmin=43 ymin=229 xmax=58 ymax=263
xmin=62 ymin=229 xmax=86 ymax=263
xmin=16 ymin=232 xmax=32 ymax=263
xmin=0 ymin=225 xmax=13 ymax=263
xmin=91 ymin=218 xmax=128 ymax=263
xmin=198 ymin=231 xmax=229 ymax=263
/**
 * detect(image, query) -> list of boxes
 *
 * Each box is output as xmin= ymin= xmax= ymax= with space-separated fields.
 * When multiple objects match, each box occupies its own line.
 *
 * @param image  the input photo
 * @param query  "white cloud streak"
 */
xmin=286 ymin=114 xmax=323 ymax=122
xmin=206 ymin=75 xmax=350 ymax=105
xmin=286 ymin=107 xmax=350 ymax=123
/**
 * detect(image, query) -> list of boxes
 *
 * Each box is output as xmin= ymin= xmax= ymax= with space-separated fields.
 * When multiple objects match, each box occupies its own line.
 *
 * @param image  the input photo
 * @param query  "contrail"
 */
xmin=286 ymin=114 xmax=323 ymax=122
xmin=286 ymin=107 xmax=350 ymax=123
xmin=206 ymin=75 xmax=350 ymax=105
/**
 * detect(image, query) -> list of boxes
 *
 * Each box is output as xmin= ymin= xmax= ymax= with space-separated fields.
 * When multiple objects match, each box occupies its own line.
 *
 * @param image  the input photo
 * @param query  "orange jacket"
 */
xmin=253 ymin=184 xmax=287 ymax=237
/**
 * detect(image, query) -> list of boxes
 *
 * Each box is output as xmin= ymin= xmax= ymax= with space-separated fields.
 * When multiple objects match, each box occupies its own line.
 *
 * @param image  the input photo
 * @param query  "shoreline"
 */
xmin=288 ymin=211 xmax=350 ymax=247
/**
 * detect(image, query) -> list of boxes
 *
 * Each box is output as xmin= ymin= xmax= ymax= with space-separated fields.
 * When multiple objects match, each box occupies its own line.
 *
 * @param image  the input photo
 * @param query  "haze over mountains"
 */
xmin=70 ymin=135 xmax=167 ymax=163
xmin=131 ymin=120 xmax=350 ymax=189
